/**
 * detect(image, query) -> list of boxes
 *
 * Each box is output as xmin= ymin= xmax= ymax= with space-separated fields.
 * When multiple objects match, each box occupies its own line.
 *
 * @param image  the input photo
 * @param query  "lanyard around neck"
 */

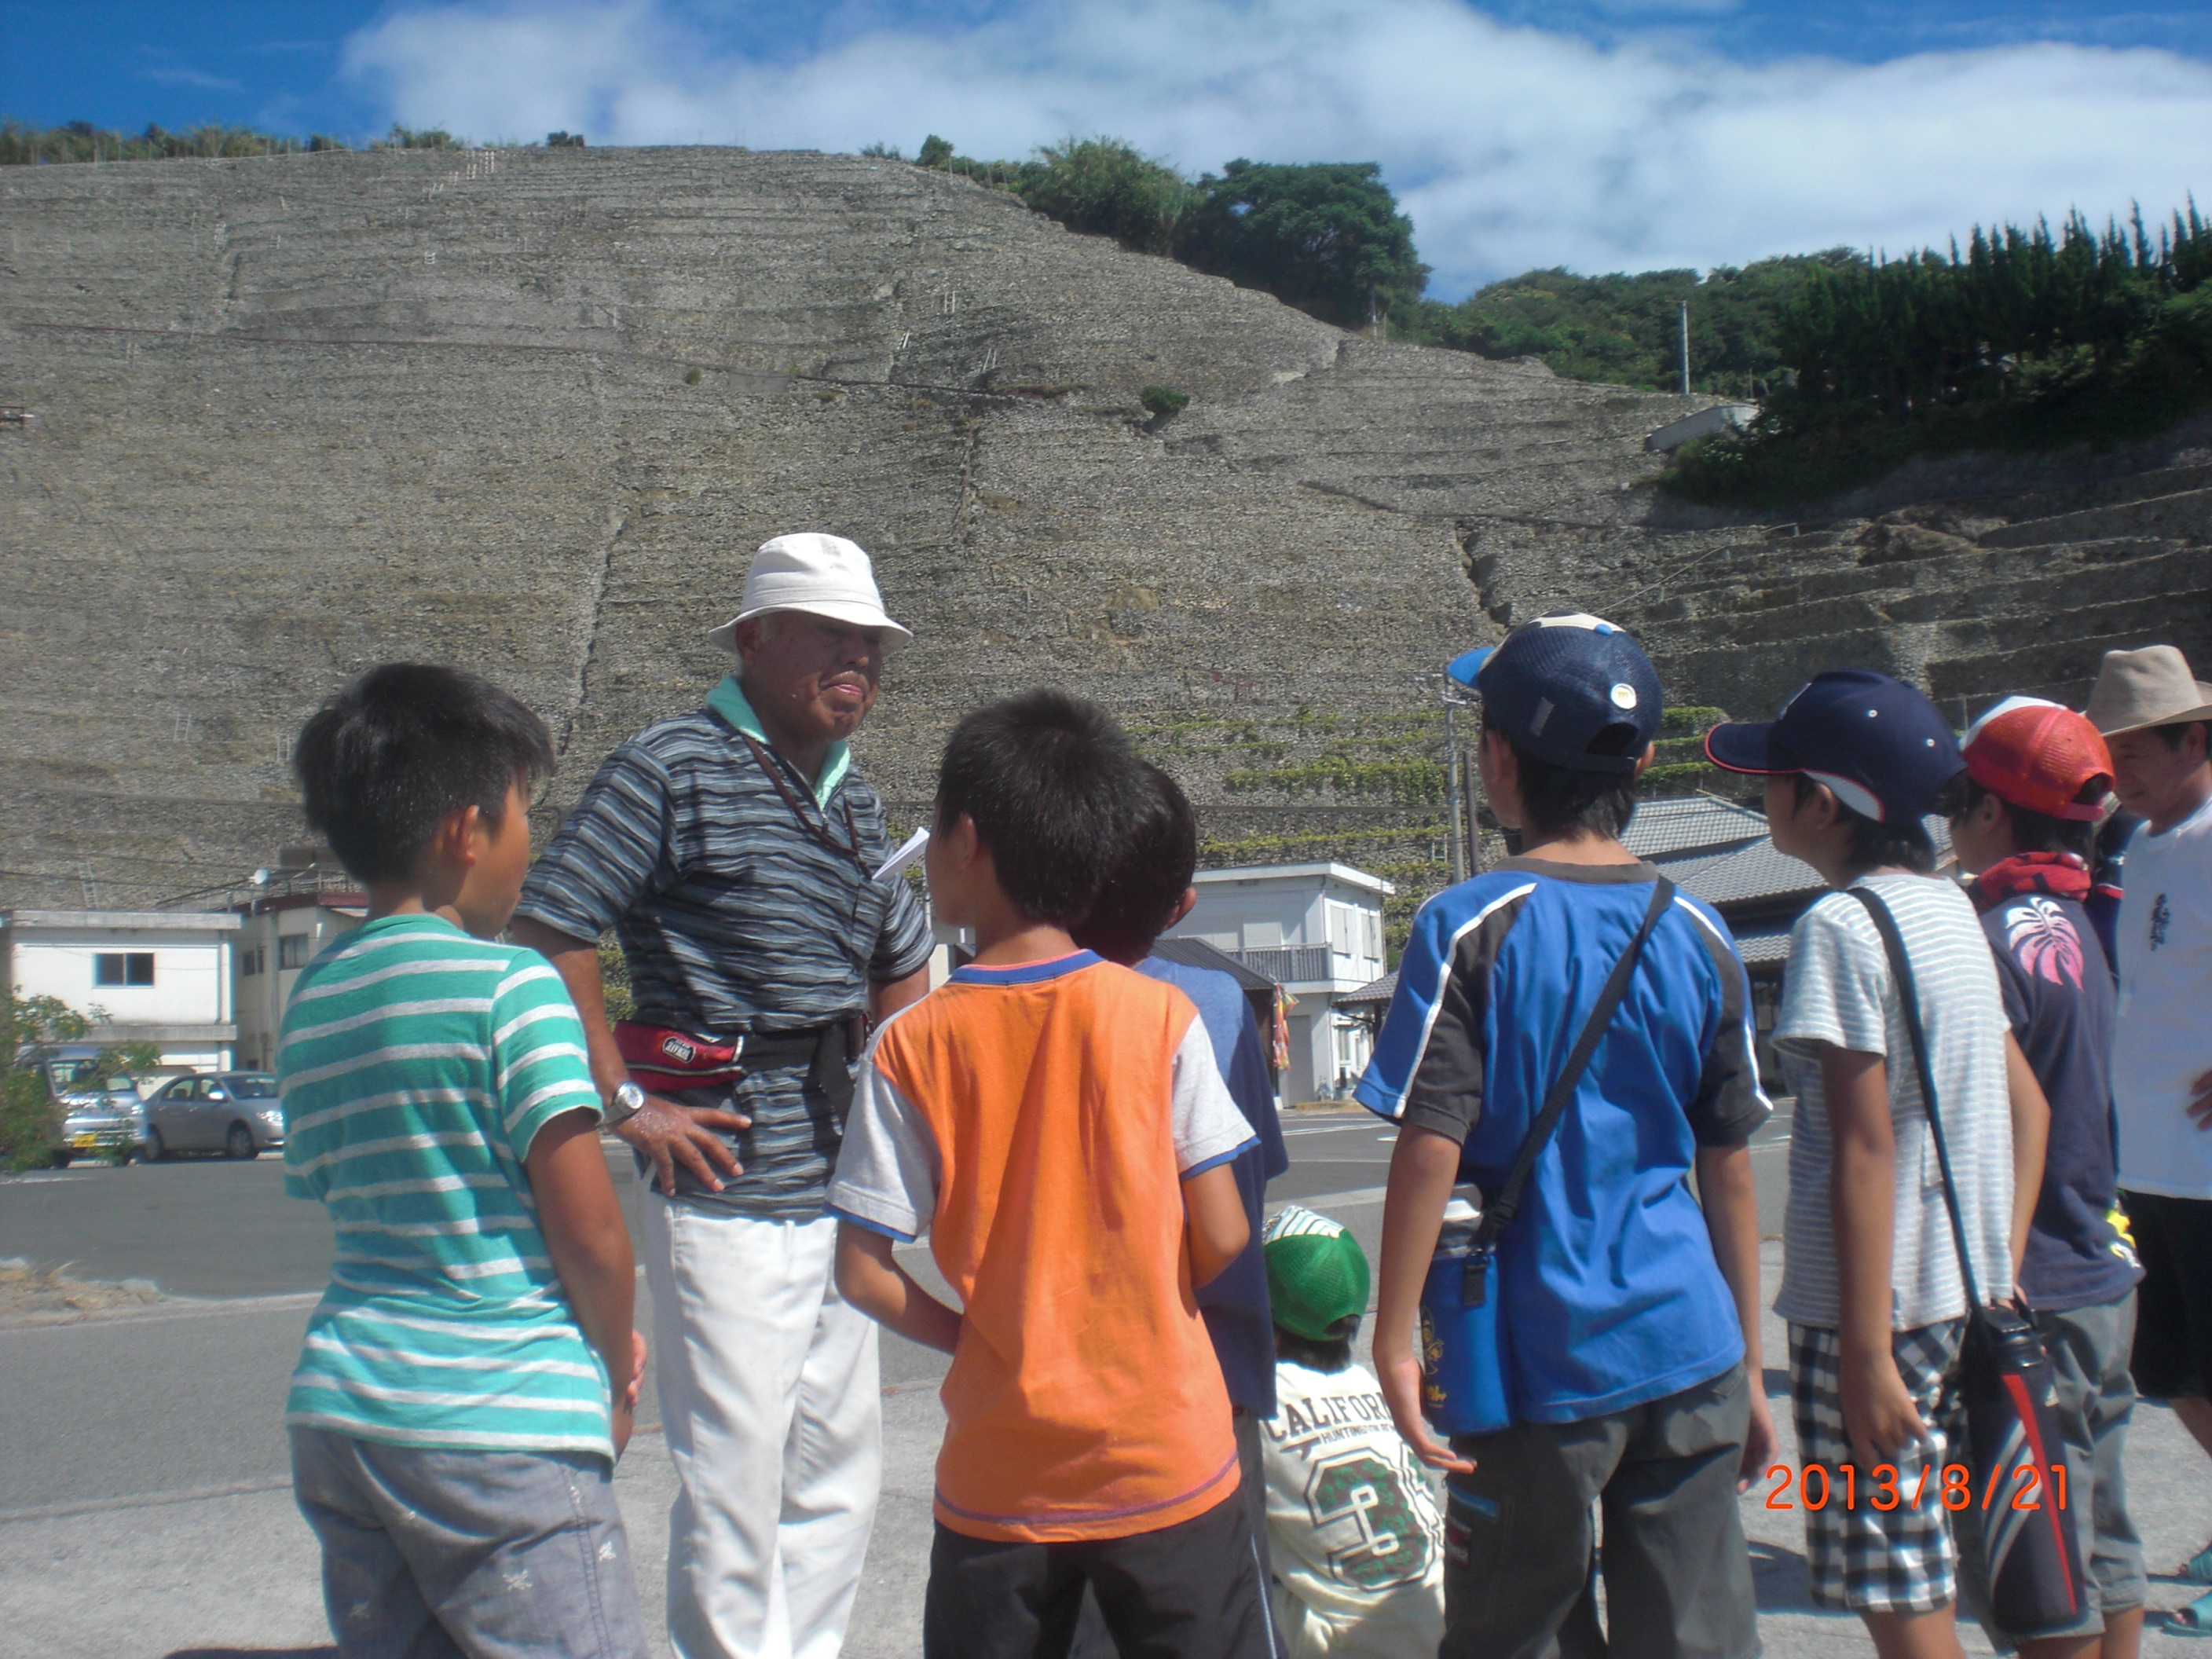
xmin=735 ymin=728 xmax=871 ymax=877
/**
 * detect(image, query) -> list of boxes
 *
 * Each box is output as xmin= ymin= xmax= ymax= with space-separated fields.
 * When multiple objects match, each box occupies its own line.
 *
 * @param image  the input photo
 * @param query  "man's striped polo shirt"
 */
xmin=279 ymin=914 xmax=613 ymax=1459
xmin=514 ymin=675 xmax=934 ymax=1218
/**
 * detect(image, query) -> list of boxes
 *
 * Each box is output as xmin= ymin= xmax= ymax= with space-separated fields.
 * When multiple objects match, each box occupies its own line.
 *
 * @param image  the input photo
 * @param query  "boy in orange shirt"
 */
xmin=829 ymin=690 xmax=1266 ymax=1658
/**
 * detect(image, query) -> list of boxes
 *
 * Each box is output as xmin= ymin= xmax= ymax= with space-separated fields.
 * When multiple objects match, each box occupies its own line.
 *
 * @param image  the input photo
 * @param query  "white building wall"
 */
xmin=235 ymin=905 xmax=364 ymax=1070
xmin=1169 ymin=862 xmax=1390 ymax=1104
xmin=2 ymin=911 xmax=240 ymax=1068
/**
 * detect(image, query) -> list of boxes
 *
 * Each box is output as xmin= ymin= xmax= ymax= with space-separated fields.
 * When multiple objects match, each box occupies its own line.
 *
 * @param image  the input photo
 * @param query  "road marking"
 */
xmin=0 ymin=1475 xmax=295 ymax=1526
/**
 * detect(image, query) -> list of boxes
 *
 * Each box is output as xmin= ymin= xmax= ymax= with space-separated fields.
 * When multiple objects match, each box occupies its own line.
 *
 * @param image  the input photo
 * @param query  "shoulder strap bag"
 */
xmin=1420 ymin=875 xmax=1673 ymax=1437
xmin=1844 ymin=885 xmax=2085 ymax=1635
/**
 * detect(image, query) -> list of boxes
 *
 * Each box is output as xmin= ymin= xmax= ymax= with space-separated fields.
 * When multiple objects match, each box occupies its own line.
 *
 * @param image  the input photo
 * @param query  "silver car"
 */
xmin=29 ymin=1046 xmax=146 ymax=1167
xmin=143 ymin=1071 xmax=284 ymax=1161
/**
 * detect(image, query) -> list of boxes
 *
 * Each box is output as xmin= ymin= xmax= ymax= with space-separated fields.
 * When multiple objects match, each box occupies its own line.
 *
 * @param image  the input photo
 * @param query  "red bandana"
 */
xmin=1967 ymin=851 xmax=2092 ymax=914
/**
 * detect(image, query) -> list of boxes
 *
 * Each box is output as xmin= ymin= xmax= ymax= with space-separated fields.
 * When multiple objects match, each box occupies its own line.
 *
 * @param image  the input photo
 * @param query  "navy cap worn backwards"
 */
xmin=1705 ymin=669 xmax=1962 ymax=823
xmin=1450 ymin=613 xmax=1662 ymax=775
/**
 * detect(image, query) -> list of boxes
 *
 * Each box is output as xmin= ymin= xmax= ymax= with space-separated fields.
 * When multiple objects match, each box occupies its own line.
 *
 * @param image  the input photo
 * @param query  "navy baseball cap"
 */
xmin=1449 ymin=613 xmax=1662 ymax=775
xmin=1705 ymin=670 xmax=1962 ymax=823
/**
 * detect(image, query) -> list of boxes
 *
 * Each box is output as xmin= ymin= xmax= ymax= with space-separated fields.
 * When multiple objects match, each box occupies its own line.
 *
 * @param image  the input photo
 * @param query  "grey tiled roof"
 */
xmin=1675 ymin=840 xmax=1826 ymax=907
xmin=1728 ymin=925 xmax=1795 ymax=965
xmin=1621 ymin=795 xmax=1768 ymax=860
xmin=1337 ymin=969 xmax=1397 ymax=1007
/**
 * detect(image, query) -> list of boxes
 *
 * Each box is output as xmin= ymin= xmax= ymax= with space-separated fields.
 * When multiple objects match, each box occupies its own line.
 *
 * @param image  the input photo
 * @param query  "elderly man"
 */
xmin=2085 ymin=643 xmax=2212 ymax=1614
xmin=513 ymin=533 xmax=932 ymax=1659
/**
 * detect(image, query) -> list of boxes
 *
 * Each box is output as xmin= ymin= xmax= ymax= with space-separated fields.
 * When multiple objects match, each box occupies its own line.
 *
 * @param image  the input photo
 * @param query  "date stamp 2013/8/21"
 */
xmin=1764 ymin=1463 xmax=2067 ymax=1512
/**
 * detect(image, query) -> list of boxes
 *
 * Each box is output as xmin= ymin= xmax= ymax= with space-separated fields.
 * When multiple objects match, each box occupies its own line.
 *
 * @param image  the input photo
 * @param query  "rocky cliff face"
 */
xmin=3 ymin=145 xmax=2204 ymax=922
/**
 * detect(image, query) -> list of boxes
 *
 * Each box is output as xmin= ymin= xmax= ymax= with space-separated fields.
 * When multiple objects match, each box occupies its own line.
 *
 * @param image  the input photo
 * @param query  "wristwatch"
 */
xmin=604 ymin=1079 xmax=647 ymax=1130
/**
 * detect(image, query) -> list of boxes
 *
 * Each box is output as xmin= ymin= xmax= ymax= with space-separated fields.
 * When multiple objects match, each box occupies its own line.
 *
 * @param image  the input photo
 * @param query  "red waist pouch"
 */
xmin=614 ymin=1020 xmax=745 ymax=1096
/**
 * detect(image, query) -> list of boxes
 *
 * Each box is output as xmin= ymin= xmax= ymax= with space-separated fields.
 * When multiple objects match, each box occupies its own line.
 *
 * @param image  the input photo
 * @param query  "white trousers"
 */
xmin=644 ymin=1199 xmax=883 ymax=1659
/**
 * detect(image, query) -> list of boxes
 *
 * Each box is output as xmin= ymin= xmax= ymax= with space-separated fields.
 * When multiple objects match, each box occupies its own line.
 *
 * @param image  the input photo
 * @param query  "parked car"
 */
xmin=27 ymin=1046 xmax=147 ymax=1167
xmin=143 ymin=1072 xmax=284 ymax=1161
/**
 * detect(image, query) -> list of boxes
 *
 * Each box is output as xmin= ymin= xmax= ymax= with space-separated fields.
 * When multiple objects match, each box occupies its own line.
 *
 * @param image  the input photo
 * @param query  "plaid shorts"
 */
xmin=1788 ymin=1320 xmax=1969 ymax=1614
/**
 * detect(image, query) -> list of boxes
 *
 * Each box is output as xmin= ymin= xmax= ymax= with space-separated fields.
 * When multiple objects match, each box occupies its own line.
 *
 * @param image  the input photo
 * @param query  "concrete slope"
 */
xmin=2 ymin=145 xmax=1708 ymax=911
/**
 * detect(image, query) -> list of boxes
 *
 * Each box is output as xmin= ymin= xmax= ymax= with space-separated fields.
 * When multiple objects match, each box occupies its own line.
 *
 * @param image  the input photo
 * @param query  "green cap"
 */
xmin=1262 ymin=1205 xmax=1371 ymax=1342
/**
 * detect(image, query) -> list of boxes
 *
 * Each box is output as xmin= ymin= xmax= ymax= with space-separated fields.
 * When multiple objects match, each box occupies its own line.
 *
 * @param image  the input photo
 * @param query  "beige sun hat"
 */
xmin=705 ymin=533 xmax=911 ymax=651
xmin=2082 ymin=645 xmax=2212 ymax=737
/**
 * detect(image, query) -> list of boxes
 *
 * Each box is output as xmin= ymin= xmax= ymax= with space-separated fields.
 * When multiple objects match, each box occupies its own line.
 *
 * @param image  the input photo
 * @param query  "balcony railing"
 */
xmin=1226 ymin=944 xmax=1338 ymax=984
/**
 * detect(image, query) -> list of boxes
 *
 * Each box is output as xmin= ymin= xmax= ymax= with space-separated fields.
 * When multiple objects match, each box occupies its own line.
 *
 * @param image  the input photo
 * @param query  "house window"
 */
xmin=240 ymin=945 xmax=265 ymax=977
xmin=93 ymin=952 xmax=156 ymax=987
xmin=278 ymin=935 xmax=311 ymax=971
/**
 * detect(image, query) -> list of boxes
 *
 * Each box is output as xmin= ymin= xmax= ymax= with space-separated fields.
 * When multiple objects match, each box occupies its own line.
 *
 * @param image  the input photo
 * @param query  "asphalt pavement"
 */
xmin=2 ymin=1106 xmax=2205 ymax=1659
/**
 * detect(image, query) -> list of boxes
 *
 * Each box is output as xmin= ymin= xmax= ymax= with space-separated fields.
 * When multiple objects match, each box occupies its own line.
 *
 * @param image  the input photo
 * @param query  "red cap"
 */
xmin=1961 ymin=698 xmax=2115 ymax=822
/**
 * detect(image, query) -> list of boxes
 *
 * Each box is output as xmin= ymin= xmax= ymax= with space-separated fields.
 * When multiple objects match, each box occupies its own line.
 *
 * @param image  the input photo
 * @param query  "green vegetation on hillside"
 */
xmin=1400 ymin=256 xmax=1857 ymax=399
xmin=0 ymin=118 xmax=570 ymax=166
xmin=914 ymin=135 xmax=1426 ymax=330
xmin=0 ymin=119 xmax=339 ymax=163
xmin=1666 ymin=206 xmax=2212 ymax=506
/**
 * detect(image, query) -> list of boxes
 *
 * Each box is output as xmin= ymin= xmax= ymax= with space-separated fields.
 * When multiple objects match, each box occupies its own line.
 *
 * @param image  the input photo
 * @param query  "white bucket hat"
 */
xmin=705 ymin=533 xmax=912 ymax=651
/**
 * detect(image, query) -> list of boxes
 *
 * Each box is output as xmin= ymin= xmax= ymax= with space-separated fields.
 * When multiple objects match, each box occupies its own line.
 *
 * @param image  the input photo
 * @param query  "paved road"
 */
xmin=13 ymin=1102 xmax=2205 ymax=1659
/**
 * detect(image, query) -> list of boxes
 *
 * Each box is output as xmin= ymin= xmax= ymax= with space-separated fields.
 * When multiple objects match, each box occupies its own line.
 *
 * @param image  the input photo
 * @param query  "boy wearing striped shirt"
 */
xmin=280 ymin=665 xmax=650 ymax=1659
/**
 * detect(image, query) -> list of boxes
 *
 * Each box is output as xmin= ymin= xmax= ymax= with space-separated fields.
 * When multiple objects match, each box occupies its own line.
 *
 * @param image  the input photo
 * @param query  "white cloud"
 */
xmin=342 ymin=0 xmax=2212 ymax=298
xmin=141 ymin=66 xmax=250 ymax=92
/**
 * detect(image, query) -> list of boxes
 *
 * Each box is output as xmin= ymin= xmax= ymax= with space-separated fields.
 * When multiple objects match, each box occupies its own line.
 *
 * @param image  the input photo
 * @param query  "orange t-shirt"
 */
xmin=828 ymin=951 xmax=1257 ymax=1543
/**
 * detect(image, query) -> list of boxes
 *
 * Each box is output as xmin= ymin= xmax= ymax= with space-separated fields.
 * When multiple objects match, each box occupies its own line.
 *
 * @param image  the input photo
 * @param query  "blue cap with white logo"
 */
xmin=1450 ymin=613 xmax=1664 ymax=775
xmin=1704 ymin=669 xmax=1962 ymax=823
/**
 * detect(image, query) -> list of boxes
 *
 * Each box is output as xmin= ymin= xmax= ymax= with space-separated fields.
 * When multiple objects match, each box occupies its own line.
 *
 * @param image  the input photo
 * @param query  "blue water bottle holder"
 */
xmin=1419 ymin=877 xmax=1674 ymax=1441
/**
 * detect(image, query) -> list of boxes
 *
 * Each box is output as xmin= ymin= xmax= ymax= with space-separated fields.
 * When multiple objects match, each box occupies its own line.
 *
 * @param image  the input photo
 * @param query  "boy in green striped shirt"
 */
xmin=280 ymin=664 xmax=650 ymax=1659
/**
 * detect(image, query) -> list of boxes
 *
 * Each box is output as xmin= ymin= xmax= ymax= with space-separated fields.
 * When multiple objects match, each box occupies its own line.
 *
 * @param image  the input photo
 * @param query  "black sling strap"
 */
xmin=1462 ymin=874 xmax=1675 ymax=1306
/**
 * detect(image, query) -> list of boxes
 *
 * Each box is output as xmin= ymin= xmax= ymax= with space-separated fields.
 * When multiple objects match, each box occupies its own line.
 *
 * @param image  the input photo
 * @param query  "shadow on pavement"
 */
xmin=1750 ymin=1540 xmax=1834 ymax=1614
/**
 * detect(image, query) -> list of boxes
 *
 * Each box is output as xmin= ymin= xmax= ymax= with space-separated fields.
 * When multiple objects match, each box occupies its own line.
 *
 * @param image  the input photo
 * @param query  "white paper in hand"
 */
xmin=873 ymin=826 xmax=929 ymax=884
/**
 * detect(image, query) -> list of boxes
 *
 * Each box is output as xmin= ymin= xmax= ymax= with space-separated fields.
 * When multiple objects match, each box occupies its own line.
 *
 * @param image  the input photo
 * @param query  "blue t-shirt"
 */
xmin=1141 ymin=956 xmax=1290 ymax=1415
xmin=1356 ymin=859 xmax=1770 ymax=1424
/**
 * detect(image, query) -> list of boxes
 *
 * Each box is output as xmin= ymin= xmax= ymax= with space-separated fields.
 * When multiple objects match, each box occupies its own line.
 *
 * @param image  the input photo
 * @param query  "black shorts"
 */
xmin=924 ymin=1489 xmax=1266 ymax=1659
xmin=2123 ymin=1189 xmax=2212 ymax=1400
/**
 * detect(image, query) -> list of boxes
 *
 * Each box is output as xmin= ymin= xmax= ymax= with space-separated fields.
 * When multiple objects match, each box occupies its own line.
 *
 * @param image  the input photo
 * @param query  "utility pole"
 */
xmin=1369 ymin=285 xmax=1380 ymax=342
xmin=1444 ymin=698 xmax=1464 ymax=884
xmin=1679 ymin=300 xmax=1691 ymax=396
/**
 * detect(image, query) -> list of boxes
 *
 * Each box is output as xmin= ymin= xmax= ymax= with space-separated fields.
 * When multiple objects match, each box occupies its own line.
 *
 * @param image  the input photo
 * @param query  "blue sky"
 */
xmin=8 ymin=1 xmax=2211 ymax=297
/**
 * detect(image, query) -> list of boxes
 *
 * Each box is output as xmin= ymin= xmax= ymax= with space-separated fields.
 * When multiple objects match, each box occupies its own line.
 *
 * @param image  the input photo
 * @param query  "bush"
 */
xmin=1016 ymin=137 xmax=1188 ymax=255
xmin=372 ymin=124 xmax=459 ymax=151
xmin=0 ymin=991 xmax=159 ymax=1171
xmin=1140 ymin=386 xmax=1189 ymax=417
xmin=546 ymin=131 xmax=587 ymax=148
xmin=1177 ymin=160 xmax=1428 ymax=330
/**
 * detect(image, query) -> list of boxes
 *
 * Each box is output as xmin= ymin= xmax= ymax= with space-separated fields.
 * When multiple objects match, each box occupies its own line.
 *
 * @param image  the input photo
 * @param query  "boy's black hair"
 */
xmin=1793 ymin=772 xmax=1967 ymax=876
xmin=294 ymin=664 xmax=555 ymax=884
xmin=1274 ymin=1316 xmax=1360 ymax=1374
xmin=934 ymin=690 xmax=1141 ymax=927
xmin=1070 ymin=761 xmax=1197 ymax=965
xmin=1958 ymin=776 xmax=2096 ymax=859
xmin=1483 ymin=708 xmax=1641 ymax=843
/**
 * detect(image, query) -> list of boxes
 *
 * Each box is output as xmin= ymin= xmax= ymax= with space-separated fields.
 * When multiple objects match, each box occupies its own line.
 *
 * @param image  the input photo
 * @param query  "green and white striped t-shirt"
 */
xmin=279 ymin=913 xmax=612 ymax=1459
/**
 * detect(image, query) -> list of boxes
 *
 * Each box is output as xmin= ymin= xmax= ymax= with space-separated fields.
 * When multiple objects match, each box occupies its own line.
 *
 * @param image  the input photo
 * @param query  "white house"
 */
xmin=233 ymin=866 xmax=368 ymax=1071
xmin=1166 ymin=862 xmax=1393 ymax=1105
xmin=2 ymin=909 xmax=240 ymax=1069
